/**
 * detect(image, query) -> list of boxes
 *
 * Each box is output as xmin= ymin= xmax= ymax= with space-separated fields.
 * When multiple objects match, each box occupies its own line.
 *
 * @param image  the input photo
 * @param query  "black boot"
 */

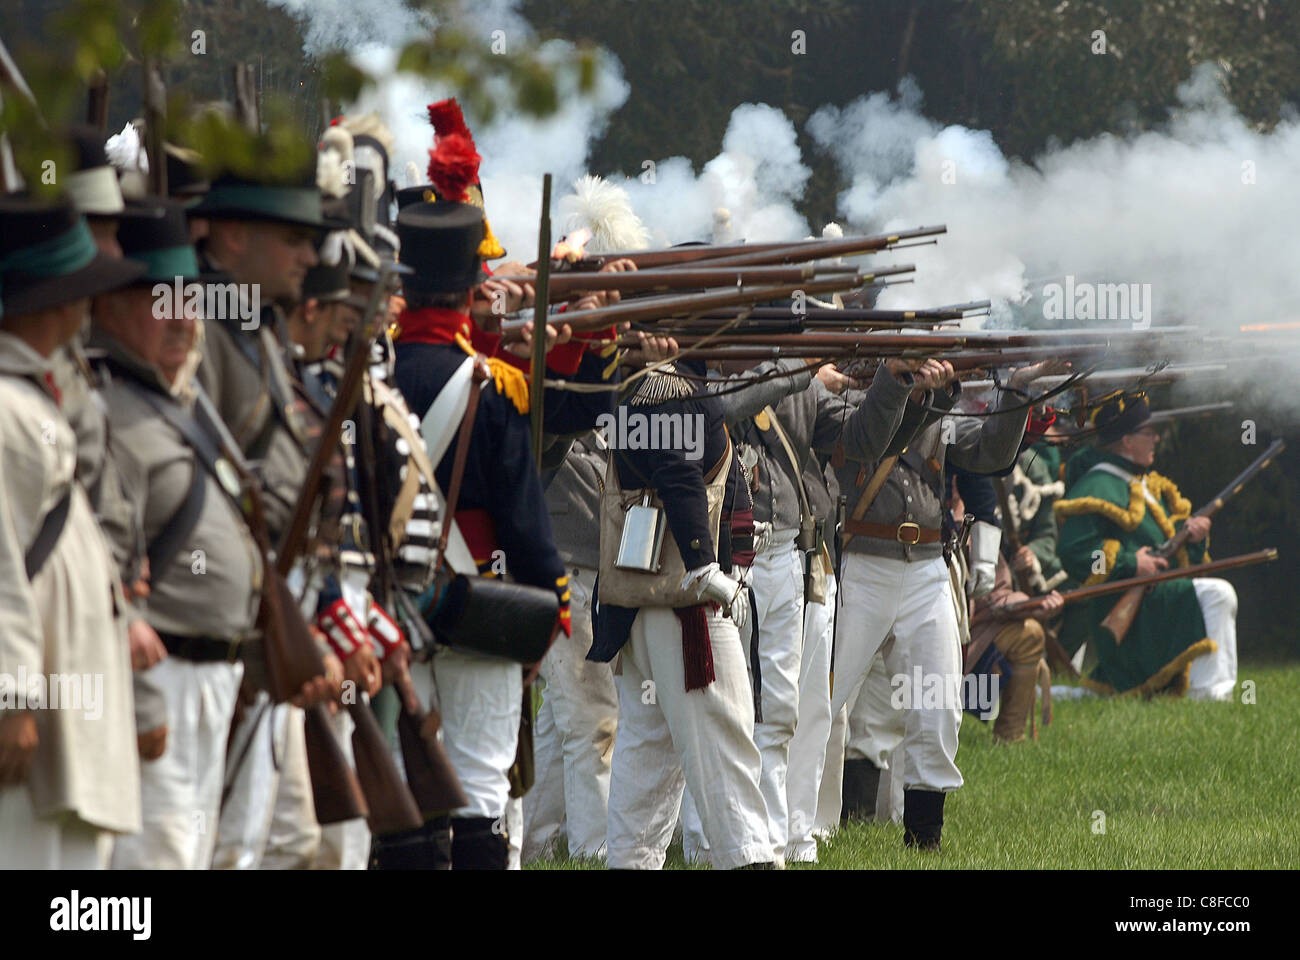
xmin=902 ymin=789 xmax=945 ymax=852
xmin=841 ymin=758 xmax=881 ymax=823
xmin=451 ymin=816 xmax=509 ymax=870
xmin=370 ymin=815 xmax=453 ymax=870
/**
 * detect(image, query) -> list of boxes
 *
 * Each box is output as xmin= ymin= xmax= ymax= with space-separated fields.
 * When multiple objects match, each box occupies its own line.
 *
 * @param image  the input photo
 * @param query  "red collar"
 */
xmin=394 ymin=307 xmax=474 ymax=346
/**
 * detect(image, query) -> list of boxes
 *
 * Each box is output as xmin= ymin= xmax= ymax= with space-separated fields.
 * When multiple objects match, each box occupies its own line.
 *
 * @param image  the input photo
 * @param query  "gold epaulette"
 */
xmin=486 ymin=356 xmax=530 ymax=415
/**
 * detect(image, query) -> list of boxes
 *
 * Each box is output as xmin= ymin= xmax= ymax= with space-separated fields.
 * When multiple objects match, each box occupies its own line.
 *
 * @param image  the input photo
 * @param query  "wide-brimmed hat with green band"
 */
xmin=0 ymin=198 xmax=145 ymax=320
xmin=190 ymin=171 xmax=329 ymax=232
xmin=116 ymin=197 xmax=202 ymax=283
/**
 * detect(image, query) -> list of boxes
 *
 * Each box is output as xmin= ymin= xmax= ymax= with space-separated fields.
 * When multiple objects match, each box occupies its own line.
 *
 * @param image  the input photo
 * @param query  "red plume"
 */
xmin=427 ymin=98 xmax=472 ymax=141
xmin=427 ymin=133 xmax=480 ymax=204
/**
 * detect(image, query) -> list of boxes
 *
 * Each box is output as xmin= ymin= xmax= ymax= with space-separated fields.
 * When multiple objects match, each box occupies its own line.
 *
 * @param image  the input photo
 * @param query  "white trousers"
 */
xmin=607 ymin=606 xmax=771 ymax=870
xmin=747 ymin=537 xmax=806 ymax=854
xmin=814 ymin=700 xmax=848 ymax=835
xmin=0 ymin=785 xmax=114 ymax=869
xmin=1189 ymin=578 xmax=1238 ymax=701
xmin=786 ymin=573 xmax=836 ymax=861
xmin=110 ymin=657 xmax=242 ymax=869
xmin=430 ymin=647 xmax=522 ymax=820
xmin=522 ymin=567 xmax=617 ymax=861
xmin=832 ymin=554 xmax=963 ymax=793
xmin=213 ymin=697 xmax=320 ymax=869
xmin=845 ymin=642 xmax=906 ymax=822
xmin=311 ymin=707 xmax=371 ymax=870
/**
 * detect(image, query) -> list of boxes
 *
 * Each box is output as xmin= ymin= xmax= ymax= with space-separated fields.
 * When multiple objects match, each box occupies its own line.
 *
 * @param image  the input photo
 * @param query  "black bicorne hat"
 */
xmin=1091 ymin=390 xmax=1152 ymax=445
xmin=397 ymin=200 xmax=485 ymax=294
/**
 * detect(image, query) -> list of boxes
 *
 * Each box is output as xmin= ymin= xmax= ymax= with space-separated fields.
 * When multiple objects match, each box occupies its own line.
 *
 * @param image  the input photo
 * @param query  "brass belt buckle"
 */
xmin=896 ymin=522 xmax=921 ymax=545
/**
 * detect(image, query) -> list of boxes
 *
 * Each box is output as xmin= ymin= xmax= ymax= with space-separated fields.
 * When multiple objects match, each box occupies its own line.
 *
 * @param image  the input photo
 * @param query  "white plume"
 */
xmin=559 ymin=174 xmax=650 ymax=253
xmin=404 ymin=161 xmax=421 ymax=188
xmin=105 ymin=121 xmax=147 ymax=173
xmin=317 ymin=126 xmax=353 ymax=199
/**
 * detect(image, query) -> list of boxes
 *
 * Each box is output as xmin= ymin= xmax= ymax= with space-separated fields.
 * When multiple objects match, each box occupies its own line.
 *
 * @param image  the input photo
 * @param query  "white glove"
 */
xmin=752 ymin=520 xmax=774 ymax=556
xmin=727 ymin=567 xmax=751 ymax=633
xmin=681 ymin=563 xmax=749 ymax=631
xmin=967 ymin=520 xmax=1001 ymax=599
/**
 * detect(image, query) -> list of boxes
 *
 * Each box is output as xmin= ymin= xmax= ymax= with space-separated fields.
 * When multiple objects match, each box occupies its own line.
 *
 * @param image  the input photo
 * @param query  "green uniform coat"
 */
xmin=1055 ymin=447 xmax=1213 ymax=696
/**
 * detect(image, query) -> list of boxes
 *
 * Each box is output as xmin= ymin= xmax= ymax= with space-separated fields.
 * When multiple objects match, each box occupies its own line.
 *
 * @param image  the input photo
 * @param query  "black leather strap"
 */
xmin=25 ymin=490 xmax=73 ymax=579
xmin=146 ymin=463 xmax=207 ymax=581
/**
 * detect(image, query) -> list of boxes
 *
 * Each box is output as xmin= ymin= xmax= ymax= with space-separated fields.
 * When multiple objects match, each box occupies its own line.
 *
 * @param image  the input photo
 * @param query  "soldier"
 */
xmin=190 ymin=165 xmax=334 ymax=869
xmin=0 ymin=198 xmax=143 ymax=868
xmin=79 ymin=198 xmax=252 ymax=869
xmin=591 ymin=354 xmax=773 ymax=870
xmin=1054 ymin=392 xmax=1238 ymax=699
xmin=722 ymin=364 xmax=865 ymax=863
xmin=829 ymin=358 xmax=1064 ymax=850
xmin=391 ymin=192 xmax=572 ymax=870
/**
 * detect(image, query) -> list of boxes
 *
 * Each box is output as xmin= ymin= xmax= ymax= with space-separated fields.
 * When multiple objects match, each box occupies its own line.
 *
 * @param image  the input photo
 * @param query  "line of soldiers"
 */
xmin=0 ymin=99 xmax=1241 ymax=870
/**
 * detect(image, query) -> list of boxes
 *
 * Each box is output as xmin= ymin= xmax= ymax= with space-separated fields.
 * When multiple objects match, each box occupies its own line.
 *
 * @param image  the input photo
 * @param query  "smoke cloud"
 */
xmin=809 ymin=66 xmax=1300 ymax=337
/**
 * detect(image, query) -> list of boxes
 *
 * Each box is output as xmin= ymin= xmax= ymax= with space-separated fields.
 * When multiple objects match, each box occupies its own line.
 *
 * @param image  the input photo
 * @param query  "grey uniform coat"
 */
xmin=834 ymin=385 xmax=1029 ymax=563
xmin=97 ymin=338 xmax=263 ymax=641
xmin=0 ymin=333 xmax=140 ymax=835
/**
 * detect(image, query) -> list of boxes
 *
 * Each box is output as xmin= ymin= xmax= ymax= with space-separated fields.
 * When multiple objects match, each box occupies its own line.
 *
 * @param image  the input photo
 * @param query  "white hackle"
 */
xmin=560 ymin=174 xmax=650 ymax=254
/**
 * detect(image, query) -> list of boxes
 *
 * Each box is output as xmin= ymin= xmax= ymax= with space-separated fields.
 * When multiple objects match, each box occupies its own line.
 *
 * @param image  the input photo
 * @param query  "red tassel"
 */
xmin=427 ymin=133 xmax=480 ymax=204
xmin=674 ymin=605 xmax=715 ymax=692
xmin=427 ymin=98 xmax=472 ymax=140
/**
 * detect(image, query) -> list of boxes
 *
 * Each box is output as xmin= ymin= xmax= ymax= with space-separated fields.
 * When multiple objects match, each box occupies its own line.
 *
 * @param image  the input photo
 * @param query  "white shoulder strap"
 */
xmin=418 ymin=356 xmax=478 ymax=576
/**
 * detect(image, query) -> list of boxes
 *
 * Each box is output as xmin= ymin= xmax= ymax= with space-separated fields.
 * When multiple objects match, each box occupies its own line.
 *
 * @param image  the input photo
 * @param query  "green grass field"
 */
xmin=527 ymin=662 xmax=1300 ymax=870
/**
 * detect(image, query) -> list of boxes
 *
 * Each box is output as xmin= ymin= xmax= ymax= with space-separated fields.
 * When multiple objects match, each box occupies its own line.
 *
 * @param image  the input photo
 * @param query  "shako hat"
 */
xmin=0 ymin=197 xmax=145 ymax=319
xmin=397 ymin=201 xmax=485 ymax=294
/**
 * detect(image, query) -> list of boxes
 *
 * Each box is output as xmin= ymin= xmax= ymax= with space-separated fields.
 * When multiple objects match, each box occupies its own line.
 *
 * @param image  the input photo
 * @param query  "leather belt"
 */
xmin=158 ymin=631 xmax=244 ymax=663
xmin=843 ymin=519 xmax=942 ymax=545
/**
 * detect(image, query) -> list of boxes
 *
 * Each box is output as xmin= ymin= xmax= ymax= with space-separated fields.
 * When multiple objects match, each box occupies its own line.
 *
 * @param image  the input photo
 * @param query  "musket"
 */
xmin=0 ymin=33 xmax=38 ymax=192
xmin=695 ymin=301 xmax=992 ymax=323
xmin=1099 ymin=439 xmax=1285 ymax=644
xmin=278 ymin=263 xmax=395 ymax=575
xmin=493 ymin=264 xmax=856 ymax=301
xmin=142 ymin=58 xmax=167 ymax=197
xmin=683 ymin=225 xmax=947 ymax=269
xmin=961 ymin=362 xmax=1231 ymax=393
xmin=655 ymin=326 xmax=1198 ymax=352
xmin=530 ymin=173 xmax=553 ymax=465
xmin=499 ymin=272 xmax=897 ymax=339
xmin=532 ymin=225 xmax=944 ymax=272
xmin=1000 ymin=549 xmax=1278 ymax=618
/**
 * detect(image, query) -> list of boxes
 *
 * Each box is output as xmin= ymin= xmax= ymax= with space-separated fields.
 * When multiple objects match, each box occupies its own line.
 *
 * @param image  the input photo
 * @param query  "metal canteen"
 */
xmin=615 ymin=493 xmax=667 ymax=573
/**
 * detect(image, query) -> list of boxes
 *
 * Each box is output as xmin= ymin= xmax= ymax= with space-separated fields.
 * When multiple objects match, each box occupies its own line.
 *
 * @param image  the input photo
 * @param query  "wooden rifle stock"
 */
xmin=395 ymin=675 xmax=470 ymax=817
xmin=1098 ymin=440 xmax=1284 ymax=644
xmin=304 ymin=702 xmax=369 ymax=824
xmin=349 ymin=700 xmax=424 ymax=836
